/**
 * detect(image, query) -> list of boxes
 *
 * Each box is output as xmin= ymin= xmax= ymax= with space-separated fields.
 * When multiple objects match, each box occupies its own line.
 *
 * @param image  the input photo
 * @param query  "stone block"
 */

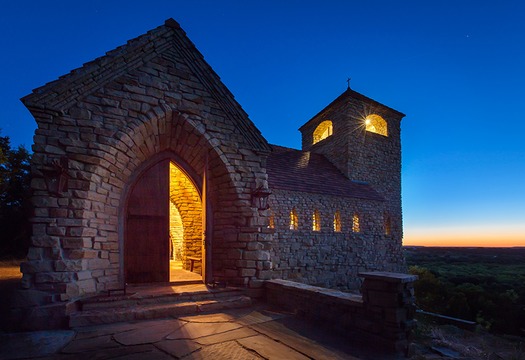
xmin=61 ymin=238 xmax=93 ymax=249
xmin=243 ymin=250 xmax=270 ymax=261
xmin=47 ymin=226 xmax=66 ymax=236
xmin=227 ymin=248 xmax=243 ymax=260
xmin=77 ymin=278 xmax=97 ymax=295
xmin=54 ymin=260 xmax=86 ymax=271
xmin=239 ymin=268 xmax=256 ymax=277
xmin=365 ymin=290 xmax=401 ymax=308
xmin=235 ymin=260 xmax=256 ymax=268
xmin=32 ymin=235 xmax=59 ymax=248
xmin=9 ymin=289 xmax=51 ymax=308
xmin=256 ymin=270 xmax=273 ymax=280
xmin=76 ymin=271 xmax=92 ymax=281
xmin=68 ymin=227 xmax=98 ymax=237
xmin=21 ymin=261 xmax=54 ymax=274
xmin=66 ymin=249 xmax=99 ymax=259
xmin=26 ymin=247 xmax=44 ymax=260
xmin=35 ymin=272 xmax=75 ymax=284
xmin=87 ymin=258 xmax=110 ymax=270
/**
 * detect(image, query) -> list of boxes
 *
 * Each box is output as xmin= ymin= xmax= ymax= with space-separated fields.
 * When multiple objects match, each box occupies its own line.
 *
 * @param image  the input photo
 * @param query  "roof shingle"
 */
xmin=267 ymin=145 xmax=384 ymax=201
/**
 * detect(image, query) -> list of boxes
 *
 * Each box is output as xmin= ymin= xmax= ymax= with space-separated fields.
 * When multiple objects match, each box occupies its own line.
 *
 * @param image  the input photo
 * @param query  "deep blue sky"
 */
xmin=1 ymin=1 xmax=524 ymax=246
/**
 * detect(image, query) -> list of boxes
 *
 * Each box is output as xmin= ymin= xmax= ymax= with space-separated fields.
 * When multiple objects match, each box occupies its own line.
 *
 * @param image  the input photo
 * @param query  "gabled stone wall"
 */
xmin=16 ymin=21 xmax=272 ymax=329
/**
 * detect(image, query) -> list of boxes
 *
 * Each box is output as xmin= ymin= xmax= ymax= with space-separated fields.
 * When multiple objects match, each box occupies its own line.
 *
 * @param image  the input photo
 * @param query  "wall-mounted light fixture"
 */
xmin=251 ymin=185 xmax=272 ymax=210
xmin=43 ymin=156 xmax=69 ymax=195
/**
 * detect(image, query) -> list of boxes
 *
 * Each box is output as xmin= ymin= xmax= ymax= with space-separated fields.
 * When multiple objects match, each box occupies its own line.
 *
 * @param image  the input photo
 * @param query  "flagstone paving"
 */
xmin=0 ymin=303 xmax=404 ymax=359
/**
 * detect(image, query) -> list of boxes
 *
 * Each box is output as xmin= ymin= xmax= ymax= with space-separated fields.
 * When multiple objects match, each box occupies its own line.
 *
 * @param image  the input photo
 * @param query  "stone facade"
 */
xmin=268 ymin=189 xmax=404 ymax=290
xmin=15 ymin=18 xmax=406 ymax=330
xmin=265 ymin=89 xmax=406 ymax=290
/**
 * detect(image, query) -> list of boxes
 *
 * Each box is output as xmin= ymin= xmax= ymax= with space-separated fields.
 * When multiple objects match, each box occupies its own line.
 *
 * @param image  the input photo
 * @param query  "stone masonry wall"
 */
xmin=266 ymin=272 xmax=418 ymax=355
xmin=268 ymin=189 xmax=405 ymax=291
xmin=18 ymin=22 xmax=272 ymax=328
xmin=299 ymin=91 xmax=405 ymax=276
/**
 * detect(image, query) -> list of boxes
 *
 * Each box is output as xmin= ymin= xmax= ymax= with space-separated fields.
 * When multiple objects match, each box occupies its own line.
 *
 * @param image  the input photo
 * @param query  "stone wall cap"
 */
xmin=265 ymin=279 xmax=363 ymax=304
xmin=358 ymin=271 xmax=418 ymax=283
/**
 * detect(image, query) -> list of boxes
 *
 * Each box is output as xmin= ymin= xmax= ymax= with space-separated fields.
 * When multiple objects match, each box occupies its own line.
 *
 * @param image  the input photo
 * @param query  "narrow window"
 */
xmin=313 ymin=120 xmax=333 ymax=144
xmin=290 ymin=208 xmax=298 ymax=230
xmin=333 ymin=211 xmax=341 ymax=232
xmin=352 ymin=213 xmax=360 ymax=233
xmin=268 ymin=213 xmax=275 ymax=229
xmin=365 ymin=114 xmax=388 ymax=136
xmin=384 ymin=214 xmax=391 ymax=235
xmin=312 ymin=209 xmax=321 ymax=231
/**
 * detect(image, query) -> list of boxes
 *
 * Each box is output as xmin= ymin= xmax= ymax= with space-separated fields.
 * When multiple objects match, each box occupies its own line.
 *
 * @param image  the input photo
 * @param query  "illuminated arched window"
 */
xmin=365 ymin=114 xmax=388 ymax=136
xmin=313 ymin=120 xmax=333 ymax=144
xmin=384 ymin=214 xmax=392 ymax=235
xmin=312 ymin=209 xmax=321 ymax=231
xmin=268 ymin=212 xmax=275 ymax=229
xmin=352 ymin=213 xmax=360 ymax=233
xmin=333 ymin=211 xmax=341 ymax=232
xmin=290 ymin=208 xmax=298 ymax=230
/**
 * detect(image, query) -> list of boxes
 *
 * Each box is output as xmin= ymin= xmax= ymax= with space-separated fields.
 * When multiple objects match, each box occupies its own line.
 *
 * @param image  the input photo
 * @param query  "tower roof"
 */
xmin=299 ymin=88 xmax=405 ymax=132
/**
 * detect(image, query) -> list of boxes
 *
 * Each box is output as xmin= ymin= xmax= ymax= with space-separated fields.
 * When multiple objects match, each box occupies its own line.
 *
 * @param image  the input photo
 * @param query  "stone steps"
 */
xmin=80 ymin=287 xmax=241 ymax=311
xmin=69 ymin=286 xmax=252 ymax=328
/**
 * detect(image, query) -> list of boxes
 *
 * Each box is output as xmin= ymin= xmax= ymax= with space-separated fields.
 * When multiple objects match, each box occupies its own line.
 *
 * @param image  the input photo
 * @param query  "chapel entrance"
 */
xmin=124 ymin=159 xmax=204 ymax=284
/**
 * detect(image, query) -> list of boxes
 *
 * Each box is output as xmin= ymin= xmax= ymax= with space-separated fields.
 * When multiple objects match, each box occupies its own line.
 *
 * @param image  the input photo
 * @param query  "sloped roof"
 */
xmin=22 ymin=18 xmax=270 ymax=153
xmin=267 ymin=145 xmax=384 ymax=201
xmin=299 ymin=88 xmax=405 ymax=132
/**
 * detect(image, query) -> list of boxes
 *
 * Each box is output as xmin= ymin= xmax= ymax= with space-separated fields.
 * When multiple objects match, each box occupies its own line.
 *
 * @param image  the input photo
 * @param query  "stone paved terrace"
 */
xmin=0 ymin=303 xmax=409 ymax=360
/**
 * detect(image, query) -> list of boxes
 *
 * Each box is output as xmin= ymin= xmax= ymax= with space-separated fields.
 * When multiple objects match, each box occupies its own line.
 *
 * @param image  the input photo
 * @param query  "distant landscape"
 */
xmin=405 ymin=246 xmax=525 ymax=337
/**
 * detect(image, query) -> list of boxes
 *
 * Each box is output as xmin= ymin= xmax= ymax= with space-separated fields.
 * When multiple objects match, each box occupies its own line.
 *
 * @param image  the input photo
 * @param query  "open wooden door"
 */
xmin=201 ymin=155 xmax=208 ymax=283
xmin=125 ymin=160 xmax=169 ymax=283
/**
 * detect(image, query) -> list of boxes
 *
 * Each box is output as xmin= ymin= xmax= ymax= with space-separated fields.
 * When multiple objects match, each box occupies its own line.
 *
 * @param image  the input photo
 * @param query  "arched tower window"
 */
xmin=365 ymin=114 xmax=388 ymax=136
xmin=352 ymin=213 xmax=360 ymax=233
xmin=313 ymin=120 xmax=333 ymax=144
xmin=333 ymin=211 xmax=342 ymax=232
xmin=312 ymin=209 xmax=321 ymax=231
xmin=290 ymin=208 xmax=298 ymax=230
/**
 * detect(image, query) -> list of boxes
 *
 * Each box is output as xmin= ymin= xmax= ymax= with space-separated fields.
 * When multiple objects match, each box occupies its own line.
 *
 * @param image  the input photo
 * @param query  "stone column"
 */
xmin=359 ymin=271 xmax=418 ymax=355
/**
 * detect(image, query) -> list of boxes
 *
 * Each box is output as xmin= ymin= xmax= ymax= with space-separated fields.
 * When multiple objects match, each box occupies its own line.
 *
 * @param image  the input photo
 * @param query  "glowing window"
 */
xmin=365 ymin=114 xmax=388 ymax=136
xmin=268 ymin=213 xmax=275 ymax=229
xmin=384 ymin=214 xmax=391 ymax=235
xmin=312 ymin=210 xmax=321 ymax=231
xmin=333 ymin=211 xmax=341 ymax=232
xmin=313 ymin=120 xmax=333 ymax=144
xmin=352 ymin=213 xmax=360 ymax=233
xmin=290 ymin=208 xmax=298 ymax=230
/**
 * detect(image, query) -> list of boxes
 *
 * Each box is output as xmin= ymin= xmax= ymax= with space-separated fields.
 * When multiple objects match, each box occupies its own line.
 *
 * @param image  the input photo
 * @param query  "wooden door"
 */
xmin=125 ymin=160 xmax=169 ymax=283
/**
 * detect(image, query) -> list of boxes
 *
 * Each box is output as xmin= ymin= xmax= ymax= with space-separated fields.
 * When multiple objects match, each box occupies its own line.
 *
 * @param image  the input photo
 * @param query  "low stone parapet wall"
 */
xmin=265 ymin=271 xmax=417 ymax=355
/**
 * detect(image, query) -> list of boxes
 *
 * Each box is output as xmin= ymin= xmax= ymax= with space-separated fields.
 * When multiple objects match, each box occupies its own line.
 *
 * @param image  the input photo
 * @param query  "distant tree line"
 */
xmin=0 ymin=131 xmax=31 ymax=258
xmin=409 ymin=262 xmax=525 ymax=337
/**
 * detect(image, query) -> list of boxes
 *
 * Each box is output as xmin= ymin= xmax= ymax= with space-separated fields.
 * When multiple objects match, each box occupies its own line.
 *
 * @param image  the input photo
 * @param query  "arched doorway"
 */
xmin=124 ymin=158 xmax=205 ymax=284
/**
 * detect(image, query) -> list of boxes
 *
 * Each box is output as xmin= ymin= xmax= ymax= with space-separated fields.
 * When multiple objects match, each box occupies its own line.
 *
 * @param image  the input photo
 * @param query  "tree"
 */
xmin=0 ymin=131 xmax=31 ymax=258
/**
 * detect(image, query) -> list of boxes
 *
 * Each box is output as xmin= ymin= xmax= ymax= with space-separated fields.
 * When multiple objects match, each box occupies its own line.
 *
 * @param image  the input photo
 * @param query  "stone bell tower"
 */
xmin=299 ymin=87 xmax=405 ymax=243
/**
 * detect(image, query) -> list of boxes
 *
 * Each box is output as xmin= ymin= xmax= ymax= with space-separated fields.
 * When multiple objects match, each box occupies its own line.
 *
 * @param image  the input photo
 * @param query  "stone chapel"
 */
xmin=16 ymin=19 xmax=406 ymax=328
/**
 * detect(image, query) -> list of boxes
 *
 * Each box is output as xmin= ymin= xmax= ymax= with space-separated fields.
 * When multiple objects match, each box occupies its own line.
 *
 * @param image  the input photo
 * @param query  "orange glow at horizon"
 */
xmin=403 ymin=225 xmax=525 ymax=247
